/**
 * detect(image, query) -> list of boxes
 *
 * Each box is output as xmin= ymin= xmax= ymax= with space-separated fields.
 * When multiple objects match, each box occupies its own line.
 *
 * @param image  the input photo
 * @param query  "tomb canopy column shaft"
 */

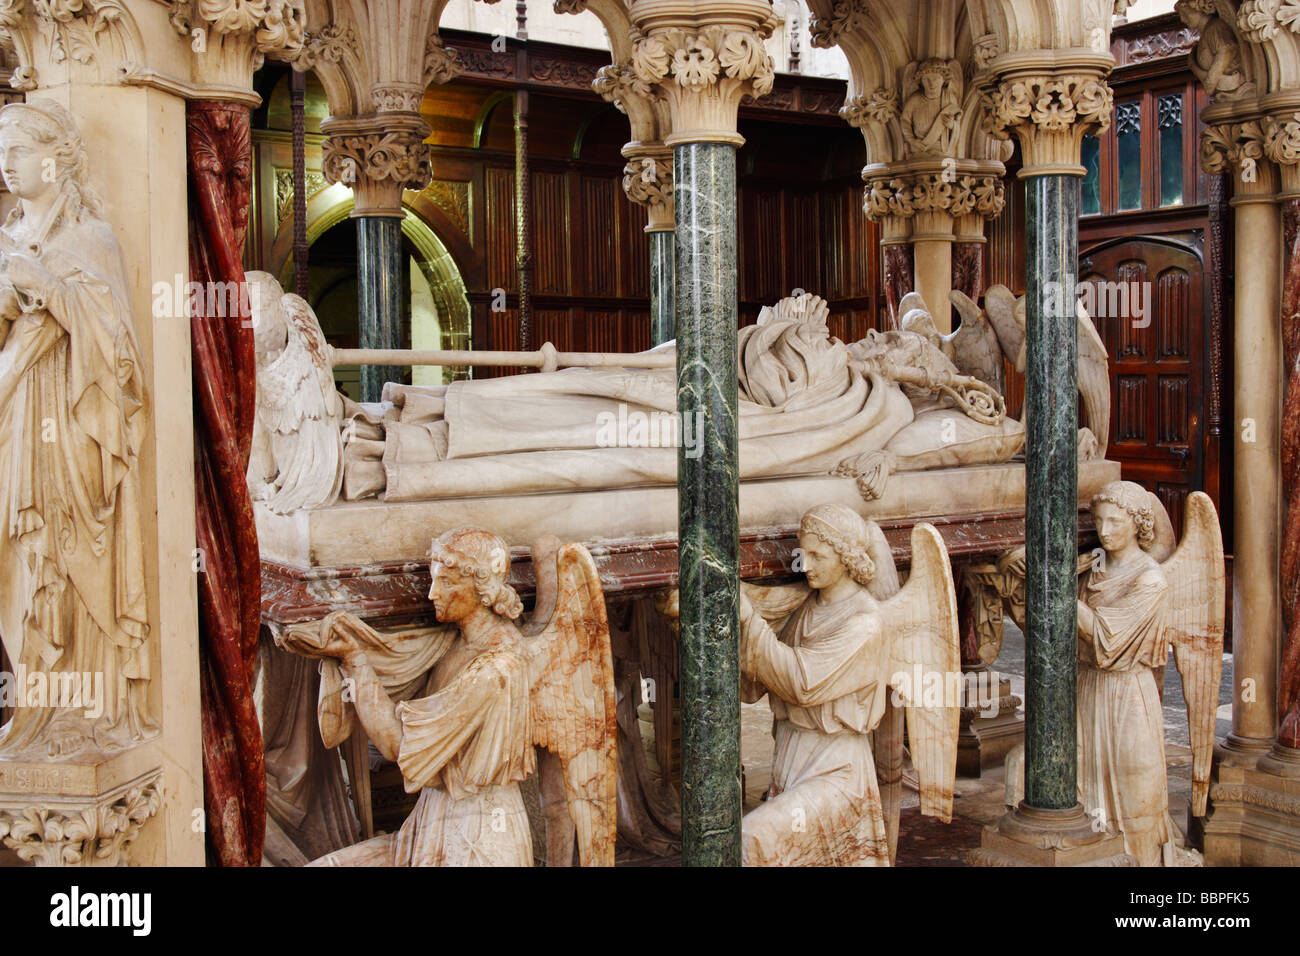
xmin=622 ymin=143 xmax=676 ymax=345
xmin=626 ymin=0 xmax=777 ymax=866
xmin=971 ymin=54 xmax=1131 ymax=865
xmin=320 ymin=112 xmax=431 ymax=403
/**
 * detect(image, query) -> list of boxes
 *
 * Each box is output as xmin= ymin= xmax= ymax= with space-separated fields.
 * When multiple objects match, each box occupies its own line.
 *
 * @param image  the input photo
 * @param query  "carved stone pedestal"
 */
xmin=958 ymin=670 xmax=1023 ymax=777
xmin=1197 ymin=745 xmax=1300 ymax=865
xmin=0 ymin=749 xmax=163 ymax=867
xmin=969 ymin=803 xmax=1136 ymax=866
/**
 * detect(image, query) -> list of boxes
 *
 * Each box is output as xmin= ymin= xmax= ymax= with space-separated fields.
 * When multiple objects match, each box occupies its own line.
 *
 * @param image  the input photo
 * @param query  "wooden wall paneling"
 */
xmin=582 ymin=174 xmax=619 ymax=297
xmin=533 ymin=170 xmax=570 ymax=294
xmin=485 ymin=165 xmax=518 ymax=293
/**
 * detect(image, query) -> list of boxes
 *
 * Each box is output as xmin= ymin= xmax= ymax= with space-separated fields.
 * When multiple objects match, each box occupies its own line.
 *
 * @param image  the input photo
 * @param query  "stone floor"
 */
xmin=621 ymin=618 xmax=1235 ymax=866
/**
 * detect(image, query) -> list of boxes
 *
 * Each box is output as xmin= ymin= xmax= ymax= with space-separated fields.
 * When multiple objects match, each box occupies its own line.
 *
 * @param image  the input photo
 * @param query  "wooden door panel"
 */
xmin=1079 ymin=239 xmax=1204 ymax=537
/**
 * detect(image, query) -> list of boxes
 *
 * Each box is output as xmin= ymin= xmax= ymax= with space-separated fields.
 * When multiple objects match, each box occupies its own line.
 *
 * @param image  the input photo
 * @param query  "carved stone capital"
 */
xmin=629 ymin=0 xmax=777 ymax=146
xmin=980 ymin=61 xmax=1113 ymax=177
xmin=1201 ymin=119 xmax=1276 ymax=191
xmin=423 ymin=32 xmax=462 ymax=86
xmin=169 ymin=0 xmax=307 ymax=93
xmin=369 ymin=82 xmax=423 ymax=113
xmin=839 ymin=88 xmax=898 ymax=130
xmin=320 ymin=114 xmax=432 ymax=217
xmin=808 ymin=0 xmax=868 ymax=49
xmin=622 ymin=142 xmax=674 ymax=230
xmin=0 ymin=774 xmax=162 ymax=867
xmin=291 ymin=21 xmax=356 ymax=71
xmin=861 ymin=165 xmax=1006 ymax=224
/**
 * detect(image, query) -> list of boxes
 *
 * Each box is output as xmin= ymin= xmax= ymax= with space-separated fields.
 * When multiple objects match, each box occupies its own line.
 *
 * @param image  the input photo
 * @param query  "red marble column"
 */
xmin=952 ymin=241 xmax=985 ymax=302
xmin=1280 ymin=200 xmax=1300 ymax=748
xmin=883 ymin=243 xmax=914 ymax=329
xmin=187 ymin=101 xmax=265 ymax=865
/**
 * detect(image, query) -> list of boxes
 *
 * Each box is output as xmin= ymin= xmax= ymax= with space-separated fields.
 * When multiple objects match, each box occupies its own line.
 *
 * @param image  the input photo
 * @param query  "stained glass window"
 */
xmin=1117 ymin=101 xmax=1142 ymax=211
xmin=1158 ymin=93 xmax=1183 ymax=207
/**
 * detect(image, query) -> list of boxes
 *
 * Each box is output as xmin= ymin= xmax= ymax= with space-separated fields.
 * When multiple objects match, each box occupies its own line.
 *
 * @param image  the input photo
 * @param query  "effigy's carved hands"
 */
xmin=5 ymin=252 xmax=54 ymax=307
xmin=833 ymin=449 xmax=896 ymax=500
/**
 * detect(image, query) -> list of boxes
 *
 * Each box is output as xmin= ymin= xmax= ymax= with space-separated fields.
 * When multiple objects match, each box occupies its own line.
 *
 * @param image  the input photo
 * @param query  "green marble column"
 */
xmin=674 ymin=140 xmax=741 ymax=866
xmin=1022 ymin=174 xmax=1079 ymax=810
xmin=357 ymin=214 xmax=404 ymax=403
xmin=650 ymin=228 xmax=675 ymax=346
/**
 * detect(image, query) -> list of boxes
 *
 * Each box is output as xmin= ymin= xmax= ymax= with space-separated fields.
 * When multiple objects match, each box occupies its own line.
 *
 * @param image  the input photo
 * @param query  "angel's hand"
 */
xmin=5 ymin=253 xmax=53 ymax=302
xmin=832 ymin=449 xmax=895 ymax=501
xmin=997 ymin=545 xmax=1026 ymax=579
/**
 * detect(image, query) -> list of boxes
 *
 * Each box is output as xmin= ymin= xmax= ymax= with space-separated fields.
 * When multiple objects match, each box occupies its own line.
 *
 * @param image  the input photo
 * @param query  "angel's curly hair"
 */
xmin=1090 ymin=480 xmax=1156 ymax=550
xmin=915 ymin=58 xmax=951 ymax=81
xmin=431 ymin=528 xmax=523 ymax=620
xmin=0 ymin=99 xmax=105 ymax=228
xmin=799 ymin=504 xmax=876 ymax=588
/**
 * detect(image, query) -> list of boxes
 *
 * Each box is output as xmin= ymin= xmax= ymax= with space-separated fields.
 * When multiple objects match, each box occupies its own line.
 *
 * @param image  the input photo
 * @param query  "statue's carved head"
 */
xmin=0 ymin=99 xmax=102 ymax=222
xmin=245 ymin=271 xmax=289 ymax=356
xmin=1090 ymin=479 xmax=1156 ymax=553
xmin=429 ymin=528 xmax=523 ymax=622
xmin=798 ymin=504 xmax=876 ymax=589
xmin=915 ymin=58 xmax=950 ymax=99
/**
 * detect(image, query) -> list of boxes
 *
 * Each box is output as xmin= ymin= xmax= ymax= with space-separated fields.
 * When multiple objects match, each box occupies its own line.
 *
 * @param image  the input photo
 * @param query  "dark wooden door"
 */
xmin=1079 ymin=238 xmax=1206 ymax=536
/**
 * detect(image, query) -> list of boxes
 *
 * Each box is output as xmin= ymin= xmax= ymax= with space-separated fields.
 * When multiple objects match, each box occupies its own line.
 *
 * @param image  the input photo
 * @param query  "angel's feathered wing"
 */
xmin=1162 ymin=492 xmax=1226 ymax=816
xmin=982 ymin=284 xmax=1025 ymax=372
xmin=1076 ymin=300 xmax=1110 ymax=455
xmin=949 ymin=289 xmax=1006 ymax=395
xmin=880 ymin=524 xmax=961 ymax=821
xmin=258 ymin=293 xmax=344 ymax=513
xmin=525 ymin=539 xmax=618 ymax=866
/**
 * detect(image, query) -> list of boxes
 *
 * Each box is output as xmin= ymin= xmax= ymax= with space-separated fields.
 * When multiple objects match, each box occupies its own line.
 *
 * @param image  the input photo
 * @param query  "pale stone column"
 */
xmin=1193 ymin=119 xmax=1282 ymax=762
xmin=859 ymin=162 xmax=1005 ymax=332
xmin=627 ymin=0 xmax=776 ymax=866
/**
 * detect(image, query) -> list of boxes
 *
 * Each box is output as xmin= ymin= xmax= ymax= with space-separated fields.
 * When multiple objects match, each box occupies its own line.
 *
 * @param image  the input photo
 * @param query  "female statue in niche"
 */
xmin=738 ymin=504 xmax=960 ymax=866
xmin=0 ymin=100 xmax=152 ymax=757
xmin=899 ymin=59 xmax=962 ymax=157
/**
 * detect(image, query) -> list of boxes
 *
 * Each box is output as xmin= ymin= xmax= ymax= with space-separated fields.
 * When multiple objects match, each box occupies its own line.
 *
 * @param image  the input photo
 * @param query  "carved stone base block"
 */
xmin=958 ymin=673 xmax=1023 ymax=778
xmin=968 ymin=803 xmax=1136 ymax=866
xmin=0 ymin=749 xmax=162 ymax=867
xmin=1198 ymin=746 xmax=1300 ymax=866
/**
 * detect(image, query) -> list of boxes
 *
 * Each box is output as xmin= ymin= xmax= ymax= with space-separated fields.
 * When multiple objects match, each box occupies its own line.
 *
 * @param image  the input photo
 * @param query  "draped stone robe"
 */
xmin=0 ymin=213 xmax=150 ymax=755
xmin=739 ymin=589 xmax=891 ymax=866
xmin=1076 ymin=551 xmax=1176 ymax=866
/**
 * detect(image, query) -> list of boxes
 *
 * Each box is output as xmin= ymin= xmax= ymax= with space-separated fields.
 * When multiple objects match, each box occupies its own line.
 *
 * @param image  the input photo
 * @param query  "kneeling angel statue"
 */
xmin=738 ymin=504 xmax=962 ymax=865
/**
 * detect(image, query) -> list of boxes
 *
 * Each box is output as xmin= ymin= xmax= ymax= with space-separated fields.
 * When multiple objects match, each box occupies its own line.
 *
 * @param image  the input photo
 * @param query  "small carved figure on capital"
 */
xmin=1176 ymin=0 xmax=1256 ymax=101
xmin=900 ymin=59 xmax=962 ymax=158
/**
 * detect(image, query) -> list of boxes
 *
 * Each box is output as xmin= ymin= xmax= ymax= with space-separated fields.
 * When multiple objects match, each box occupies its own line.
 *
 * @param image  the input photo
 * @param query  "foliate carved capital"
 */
xmin=321 ymin=116 xmax=432 ymax=217
xmin=0 ymin=778 xmax=162 ymax=867
xmin=0 ymin=0 xmax=144 ymax=91
xmin=370 ymin=83 xmax=423 ymax=112
xmin=622 ymin=143 xmax=673 ymax=230
xmin=1200 ymin=119 xmax=1269 ymax=184
xmin=629 ymin=6 xmax=777 ymax=146
xmin=839 ymin=88 xmax=898 ymax=130
xmin=808 ymin=0 xmax=868 ymax=49
xmin=980 ymin=69 xmax=1113 ymax=176
xmin=861 ymin=169 xmax=1006 ymax=223
xmin=169 ymin=0 xmax=307 ymax=91
xmin=424 ymin=33 xmax=463 ymax=86
xmin=594 ymin=60 xmax=653 ymax=114
xmin=291 ymin=21 xmax=355 ymax=72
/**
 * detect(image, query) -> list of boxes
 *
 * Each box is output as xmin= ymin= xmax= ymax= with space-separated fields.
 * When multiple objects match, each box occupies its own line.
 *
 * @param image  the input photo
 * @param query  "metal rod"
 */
xmin=329 ymin=345 xmax=676 ymax=369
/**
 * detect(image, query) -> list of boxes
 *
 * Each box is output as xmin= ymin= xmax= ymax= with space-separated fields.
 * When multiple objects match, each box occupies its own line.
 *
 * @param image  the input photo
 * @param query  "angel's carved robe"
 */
xmin=314 ymin=634 xmax=535 ymax=867
xmin=740 ymin=590 xmax=891 ymax=866
xmin=1077 ymin=552 xmax=1176 ymax=867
